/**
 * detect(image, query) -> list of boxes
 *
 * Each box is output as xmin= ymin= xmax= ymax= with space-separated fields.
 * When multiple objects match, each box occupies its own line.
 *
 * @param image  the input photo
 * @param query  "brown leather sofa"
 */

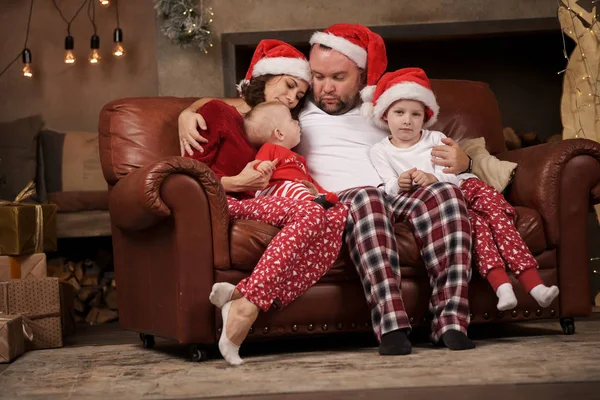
xmin=98 ymin=80 xmax=600 ymax=361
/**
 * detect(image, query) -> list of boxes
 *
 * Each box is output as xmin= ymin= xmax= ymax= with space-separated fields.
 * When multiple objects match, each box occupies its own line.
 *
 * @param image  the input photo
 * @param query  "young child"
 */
xmin=362 ymin=68 xmax=559 ymax=311
xmin=244 ymin=101 xmax=339 ymax=209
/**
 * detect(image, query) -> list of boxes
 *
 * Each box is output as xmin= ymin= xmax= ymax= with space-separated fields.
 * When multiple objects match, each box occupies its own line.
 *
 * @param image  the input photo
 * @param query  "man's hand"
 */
xmin=178 ymin=109 xmax=209 ymax=156
xmin=431 ymin=137 xmax=469 ymax=174
xmin=296 ymin=179 xmax=319 ymax=196
xmin=255 ymin=159 xmax=279 ymax=176
xmin=398 ymin=168 xmax=416 ymax=192
xmin=412 ymin=170 xmax=438 ymax=186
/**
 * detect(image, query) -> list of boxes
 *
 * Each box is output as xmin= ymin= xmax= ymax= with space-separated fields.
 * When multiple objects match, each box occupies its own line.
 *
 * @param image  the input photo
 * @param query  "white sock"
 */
xmin=530 ymin=284 xmax=559 ymax=308
xmin=209 ymin=282 xmax=236 ymax=308
xmin=496 ymin=283 xmax=518 ymax=311
xmin=218 ymin=301 xmax=244 ymax=366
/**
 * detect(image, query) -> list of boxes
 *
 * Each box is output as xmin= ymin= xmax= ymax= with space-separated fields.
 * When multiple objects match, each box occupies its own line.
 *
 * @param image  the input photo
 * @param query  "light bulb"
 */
xmin=98 ymin=0 xmax=110 ymax=7
xmin=22 ymin=63 xmax=33 ymax=78
xmin=64 ymin=35 xmax=75 ymax=64
xmin=64 ymin=49 xmax=76 ymax=64
xmin=21 ymin=48 xmax=32 ymax=78
xmin=89 ymin=49 xmax=101 ymax=64
xmin=112 ymin=28 xmax=125 ymax=58
xmin=89 ymin=34 xmax=101 ymax=64
xmin=113 ymin=43 xmax=125 ymax=58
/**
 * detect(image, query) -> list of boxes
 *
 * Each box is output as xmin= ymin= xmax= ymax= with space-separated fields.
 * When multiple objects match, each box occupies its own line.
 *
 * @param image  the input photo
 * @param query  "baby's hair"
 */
xmin=243 ymin=101 xmax=289 ymax=147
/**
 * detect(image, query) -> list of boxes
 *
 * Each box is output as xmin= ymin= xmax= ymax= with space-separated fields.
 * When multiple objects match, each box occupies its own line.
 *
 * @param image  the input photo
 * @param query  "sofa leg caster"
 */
xmin=560 ymin=317 xmax=575 ymax=335
xmin=140 ymin=333 xmax=155 ymax=349
xmin=189 ymin=344 xmax=208 ymax=362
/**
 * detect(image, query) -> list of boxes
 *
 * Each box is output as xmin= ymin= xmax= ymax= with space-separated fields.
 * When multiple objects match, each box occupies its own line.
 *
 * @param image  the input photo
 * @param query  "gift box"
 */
xmin=0 ymin=253 xmax=47 ymax=281
xmin=0 ymin=314 xmax=25 ymax=363
xmin=0 ymin=278 xmax=62 ymax=350
xmin=0 ymin=203 xmax=57 ymax=256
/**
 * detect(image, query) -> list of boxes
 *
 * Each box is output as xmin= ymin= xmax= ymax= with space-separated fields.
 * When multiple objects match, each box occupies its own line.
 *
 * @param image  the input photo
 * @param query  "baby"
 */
xmin=244 ymin=101 xmax=338 ymax=208
xmin=363 ymin=68 xmax=559 ymax=311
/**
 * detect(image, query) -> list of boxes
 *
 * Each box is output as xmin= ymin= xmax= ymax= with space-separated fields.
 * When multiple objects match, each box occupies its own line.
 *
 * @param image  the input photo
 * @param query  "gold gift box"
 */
xmin=0 ymin=204 xmax=57 ymax=256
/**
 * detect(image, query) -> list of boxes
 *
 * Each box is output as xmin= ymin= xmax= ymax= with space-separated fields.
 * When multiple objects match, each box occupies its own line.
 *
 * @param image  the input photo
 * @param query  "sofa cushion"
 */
xmin=39 ymin=130 xmax=108 ymax=212
xmin=227 ymin=206 xmax=548 ymax=279
xmin=460 ymin=137 xmax=518 ymax=193
xmin=0 ymin=115 xmax=44 ymax=201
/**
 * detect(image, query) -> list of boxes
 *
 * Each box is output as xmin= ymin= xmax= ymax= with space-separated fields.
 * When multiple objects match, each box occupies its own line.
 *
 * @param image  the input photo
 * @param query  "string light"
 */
xmin=21 ymin=0 xmax=34 ymax=78
xmin=52 ymin=0 xmax=88 ymax=65
xmin=98 ymin=0 xmax=110 ymax=7
xmin=88 ymin=0 xmax=101 ymax=64
xmin=112 ymin=0 xmax=125 ymax=58
xmin=64 ymin=35 xmax=75 ymax=64
xmin=22 ymin=48 xmax=32 ymax=78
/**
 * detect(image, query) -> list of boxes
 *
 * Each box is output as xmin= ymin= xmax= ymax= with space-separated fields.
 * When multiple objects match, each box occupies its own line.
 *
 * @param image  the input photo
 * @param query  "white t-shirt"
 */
xmin=296 ymin=101 xmax=388 ymax=192
xmin=369 ymin=129 xmax=477 ymax=196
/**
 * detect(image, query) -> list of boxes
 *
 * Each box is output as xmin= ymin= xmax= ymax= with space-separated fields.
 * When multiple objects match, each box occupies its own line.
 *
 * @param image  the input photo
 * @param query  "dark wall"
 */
xmin=235 ymin=30 xmax=573 ymax=142
xmin=0 ymin=0 xmax=158 ymax=132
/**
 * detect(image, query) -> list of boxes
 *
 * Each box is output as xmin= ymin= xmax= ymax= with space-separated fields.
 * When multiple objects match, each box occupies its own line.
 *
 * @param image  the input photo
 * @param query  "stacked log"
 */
xmin=47 ymin=258 xmax=118 ymax=324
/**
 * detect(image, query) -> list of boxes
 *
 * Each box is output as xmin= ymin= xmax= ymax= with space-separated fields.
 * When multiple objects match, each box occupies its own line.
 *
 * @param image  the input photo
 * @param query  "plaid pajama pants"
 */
xmin=338 ymin=183 xmax=472 ymax=342
xmin=227 ymin=196 xmax=348 ymax=311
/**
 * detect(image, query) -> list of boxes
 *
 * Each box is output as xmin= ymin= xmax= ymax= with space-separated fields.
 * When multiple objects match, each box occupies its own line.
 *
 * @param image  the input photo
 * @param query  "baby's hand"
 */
xmin=255 ymin=159 xmax=278 ymax=175
xmin=412 ymin=170 xmax=438 ymax=187
xmin=398 ymin=168 xmax=416 ymax=192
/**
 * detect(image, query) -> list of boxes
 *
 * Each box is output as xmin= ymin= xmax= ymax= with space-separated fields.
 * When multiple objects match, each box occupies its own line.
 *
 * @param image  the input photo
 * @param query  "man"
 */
xmin=295 ymin=24 xmax=475 ymax=354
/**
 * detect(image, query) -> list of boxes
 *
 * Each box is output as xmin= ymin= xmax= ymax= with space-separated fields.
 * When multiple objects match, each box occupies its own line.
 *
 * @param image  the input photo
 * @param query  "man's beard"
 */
xmin=315 ymin=93 xmax=360 ymax=115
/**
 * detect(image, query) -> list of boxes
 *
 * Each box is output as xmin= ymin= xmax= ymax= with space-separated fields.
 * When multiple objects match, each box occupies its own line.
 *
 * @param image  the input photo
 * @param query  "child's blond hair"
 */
xmin=243 ymin=101 xmax=289 ymax=147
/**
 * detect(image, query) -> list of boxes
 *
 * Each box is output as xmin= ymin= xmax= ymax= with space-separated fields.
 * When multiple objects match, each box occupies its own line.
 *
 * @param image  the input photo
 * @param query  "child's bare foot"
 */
xmin=496 ymin=283 xmax=518 ymax=311
xmin=530 ymin=284 xmax=559 ymax=308
xmin=209 ymin=283 xmax=242 ymax=308
xmin=218 ymin=297 xmax=259 ymax=366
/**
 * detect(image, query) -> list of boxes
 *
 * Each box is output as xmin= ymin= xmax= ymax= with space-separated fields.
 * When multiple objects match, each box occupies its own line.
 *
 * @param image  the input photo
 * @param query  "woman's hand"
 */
xmin=412 ymin=170 xmax=438 ymax=186
xmin=178 ymin=109 xmax=209 ymax=156
xmin=431 ymin=137 xmax=469 ymax=174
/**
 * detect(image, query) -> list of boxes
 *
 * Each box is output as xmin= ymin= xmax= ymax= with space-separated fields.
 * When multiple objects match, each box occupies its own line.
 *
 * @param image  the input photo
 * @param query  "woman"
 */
xmin=179 ymin=40 xmax=347 ymax=366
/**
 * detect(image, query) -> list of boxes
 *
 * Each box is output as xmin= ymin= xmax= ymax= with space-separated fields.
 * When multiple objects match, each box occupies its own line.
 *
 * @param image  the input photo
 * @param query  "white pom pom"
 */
xmin=360 ymin=101 xmax=374 ymax=120
xmin=360 ymin=85 xmax=376 ymax=102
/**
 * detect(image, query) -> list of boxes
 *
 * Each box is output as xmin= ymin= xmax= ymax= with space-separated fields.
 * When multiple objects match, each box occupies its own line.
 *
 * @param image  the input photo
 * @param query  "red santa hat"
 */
xmin=309 ymin=24 xmax=387 ymax=101
xmin=361 ymin=68 xmax=440 ymax=130
xmin=237 ymin=39 xmax=311 ymax=94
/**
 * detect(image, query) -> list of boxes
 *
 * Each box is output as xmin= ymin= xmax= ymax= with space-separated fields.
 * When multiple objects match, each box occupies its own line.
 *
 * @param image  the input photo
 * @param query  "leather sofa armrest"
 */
xmin=497 ymin=138 xmax=600 ymax=244
xmin=109 ymin=156 xmax=231 ymax=267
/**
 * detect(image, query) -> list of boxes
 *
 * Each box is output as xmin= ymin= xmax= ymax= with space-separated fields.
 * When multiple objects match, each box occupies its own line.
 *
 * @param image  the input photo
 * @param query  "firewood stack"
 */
xmin=503 ymin=127 xmax=562 ymax=150
xmin=47 ymin=258 xmax=118 ymax=324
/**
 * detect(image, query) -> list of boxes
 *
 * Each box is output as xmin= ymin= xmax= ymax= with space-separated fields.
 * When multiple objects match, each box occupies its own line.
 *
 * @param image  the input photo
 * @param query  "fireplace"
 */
xmin=222 ymin=18 xmax=574 ymax=143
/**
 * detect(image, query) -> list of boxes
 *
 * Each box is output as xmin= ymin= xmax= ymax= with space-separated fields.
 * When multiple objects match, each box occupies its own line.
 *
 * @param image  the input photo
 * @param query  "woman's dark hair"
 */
xmin=240 ymin=74 xmax=308 ymax=120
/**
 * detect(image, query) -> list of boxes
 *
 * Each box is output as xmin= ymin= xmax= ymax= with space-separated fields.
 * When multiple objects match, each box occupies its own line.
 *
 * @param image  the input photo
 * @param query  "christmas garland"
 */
xmin=154 ymin=0 xmax=213 ymax=52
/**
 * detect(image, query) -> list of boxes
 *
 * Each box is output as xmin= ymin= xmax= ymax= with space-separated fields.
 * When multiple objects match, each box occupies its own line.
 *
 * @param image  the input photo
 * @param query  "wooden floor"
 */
xmin=1 ymin=312 xmax=599 ymax=399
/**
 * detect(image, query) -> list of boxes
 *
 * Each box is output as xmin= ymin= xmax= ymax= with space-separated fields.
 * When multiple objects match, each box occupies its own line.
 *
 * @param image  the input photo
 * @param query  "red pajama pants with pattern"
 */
xmin=460 ymin=178 xmax=542 ymax=293
xmin=227 ymin=196 xmax=348 ymax=311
